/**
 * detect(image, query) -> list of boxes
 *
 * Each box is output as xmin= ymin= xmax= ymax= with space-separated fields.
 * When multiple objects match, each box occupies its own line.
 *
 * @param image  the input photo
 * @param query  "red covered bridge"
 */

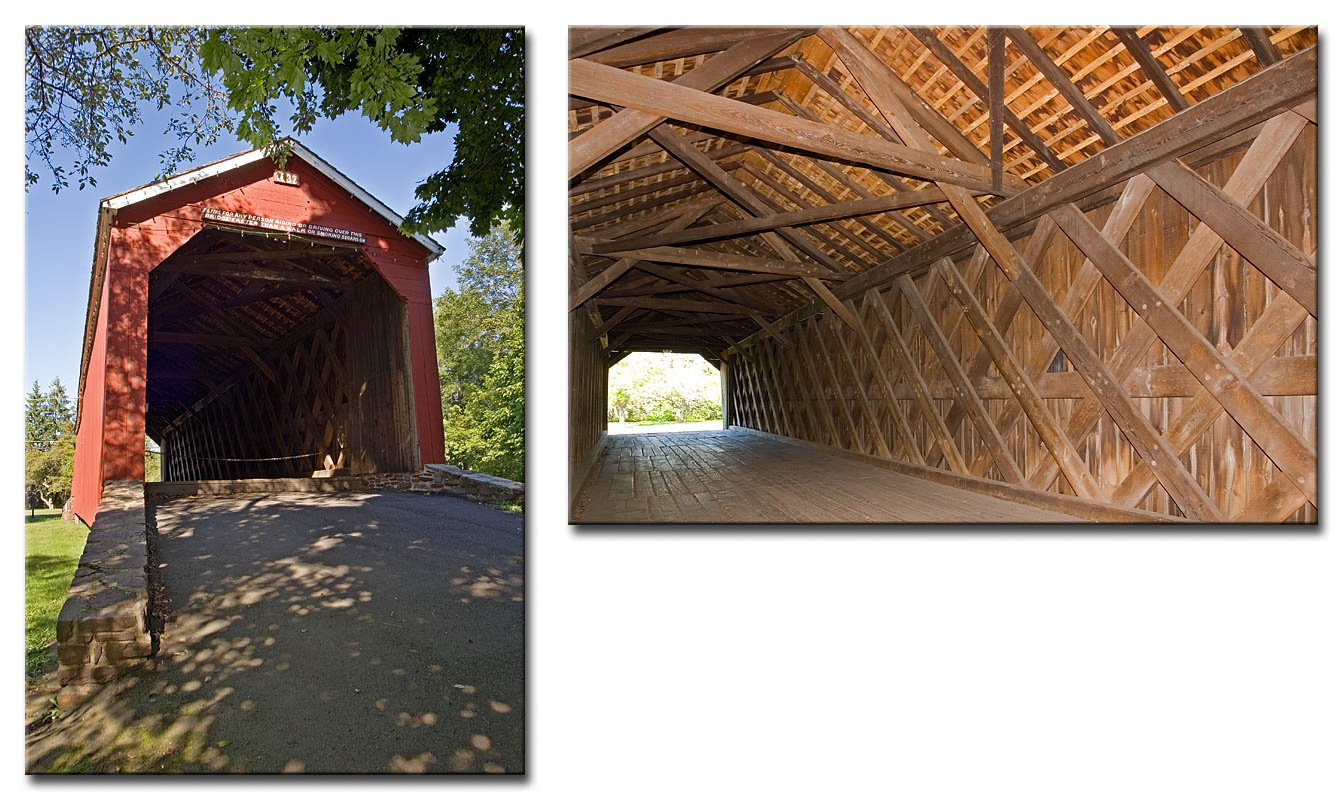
xmin=71 ymin=140 xmax=446 ymax=523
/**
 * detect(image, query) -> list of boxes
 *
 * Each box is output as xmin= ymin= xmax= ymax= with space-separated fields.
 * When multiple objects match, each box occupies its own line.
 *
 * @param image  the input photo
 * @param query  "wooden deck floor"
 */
xmin=571 ymin=429 xmax=1085 ymax=524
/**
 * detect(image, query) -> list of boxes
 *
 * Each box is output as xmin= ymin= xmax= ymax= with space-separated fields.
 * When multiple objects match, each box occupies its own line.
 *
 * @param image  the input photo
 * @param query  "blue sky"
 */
xmin=24 ymin=101 xmax=471 ymax=395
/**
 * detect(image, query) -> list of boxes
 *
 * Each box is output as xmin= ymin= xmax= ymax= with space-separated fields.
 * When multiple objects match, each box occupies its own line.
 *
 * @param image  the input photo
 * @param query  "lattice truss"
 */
xmin=568 ymin=26 xmax=1317 ymax=522
xmin=150 ymin=228 xmax=413 ymax=481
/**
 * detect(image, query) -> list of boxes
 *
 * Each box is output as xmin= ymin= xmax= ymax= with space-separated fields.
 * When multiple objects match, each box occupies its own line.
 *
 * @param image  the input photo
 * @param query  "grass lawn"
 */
xmin=25 ymin=508 xmax=88 ymax=681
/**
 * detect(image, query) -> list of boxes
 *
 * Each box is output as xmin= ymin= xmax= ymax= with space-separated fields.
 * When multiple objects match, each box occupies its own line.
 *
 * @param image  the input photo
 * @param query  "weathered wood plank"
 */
xmin=897 ymin=275 xmax=1023 ymax=483
xmin=1145 ymin=160 xmax=1316 ymax=316
xmin=937 ymin=258 xmax=1103 ymax=500
xmin=1050 ymin=202 xmax=1316 ymax=507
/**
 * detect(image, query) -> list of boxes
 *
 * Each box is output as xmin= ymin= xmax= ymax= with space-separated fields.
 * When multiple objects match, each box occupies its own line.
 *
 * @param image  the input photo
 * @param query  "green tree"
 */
xmin=434 ymin=224 xmax=523 ymax=481
xmin=146 ymin=436 xmax=162 ymax=482
xmin=26 ymin=438 xmax=75 ymax=510
xmin=24 ymin=26 xmax=232 ymax=191
xmin=608 ymin=353 xmax=723 ymax=424
xmin=45 ymin=377 xmax=74 ymax=435
xmin=25 ymin=379 xmax=78 ymax=510
xmin=25 ymin=381 xmax=51 ymax=450
xmin=26 ymin=26 xmax=524 ymax=241
xmin=200 ymin=26 xmax=523 ymax=238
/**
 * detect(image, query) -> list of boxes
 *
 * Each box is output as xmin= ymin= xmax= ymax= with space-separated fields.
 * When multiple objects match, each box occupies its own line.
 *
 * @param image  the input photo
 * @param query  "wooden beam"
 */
xmin=648 ymin=126 xmax=850 ymax=272
xmin=812 ymin=46 xmax=1316 ymax=308
xmin=1025 ymin=112 xmax=1309 ymax=497
xmin=1111 ymin=291 xmax=1310 ymax=512
xmin=735 ymin=160 xmax=876 ymax=268
xmin=800 ymin=40 xmax=992 ymax=171
xmin=572 ymin=186 xmax=715 ymax=231
xmin=569 ymin=30 xmax=805 ymax=179
xmin=965 ymin=176 xmax=1155 ymax=477
xmin=596 ymin=296 xmax=767 ymax=316
xmin=586 ymin=188 xmax=951 ymax=254
xmin=1240 ymin=27 xmax=1281 ymax=67
xmin=595 ymin=245 xmax=846 ymax=280
xmin=604 ymin=271 xmax=792 ymax=298
xmin=652 ymin=118 xmax=889 ymax=329
xmin=937 ymin=258 xmax=1102 ymax=500
xmin=859 ymin=290 xmax=963 ymax=471
xmin=569 ymin=27 xmax=664 ymax=59
xmin=570 ymin=57 xmax=1006 ymax=194
xmin=149 ymin=331 xmax=258 ymax=348
xmin=569 ymin=201 xmax=717 ymax=311
xmin=826 ymin=316 xmax=893 ymax=459
xmin=157 ymin=261 xmax=344 ymax=287
xmin=802 ymin=277 xmax=860 ymax=331
xmin=737 ymin=158 xmax=884 ymax=268
xmin=188 ymin=246 xmax=354 ymax=264
xmin=833 ymin=29 xmax=1224 ymax=518
xmin=987 ymin=28 xmax=1005 ymax=193
xmin=591 ymin=305 xmax=635 ymax=341
xmin=1005 ymin=27 xmax=1122 ymax=147
xmin=571 ymin=143 xmax=749 ymax=196
xmin=896 ymin=275 xmax=1023 ymax=483
xmin=633 ymin=263 xmax=782 ymax=312
xmin=585 ymin=27 xmax=810 ymax=69
xmin=766 ymin=89 xmax=962 ymax=233
xmin=1112 ymin=27 xmax=1189 ymax=113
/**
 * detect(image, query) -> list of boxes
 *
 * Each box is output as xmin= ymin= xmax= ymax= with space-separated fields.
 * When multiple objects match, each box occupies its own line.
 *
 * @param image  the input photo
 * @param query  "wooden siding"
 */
xmin=726 ymin=123 xmax=1315 ymax=522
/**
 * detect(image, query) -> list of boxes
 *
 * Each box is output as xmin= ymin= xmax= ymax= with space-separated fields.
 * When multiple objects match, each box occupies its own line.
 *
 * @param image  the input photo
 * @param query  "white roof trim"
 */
xmin=100 ymin=140 xmax=446 ymax=259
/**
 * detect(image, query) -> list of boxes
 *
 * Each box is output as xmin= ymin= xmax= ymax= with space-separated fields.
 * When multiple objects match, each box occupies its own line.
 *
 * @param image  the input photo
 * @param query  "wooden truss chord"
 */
xmin=570 ymin=57 xmax=1008 ymax=194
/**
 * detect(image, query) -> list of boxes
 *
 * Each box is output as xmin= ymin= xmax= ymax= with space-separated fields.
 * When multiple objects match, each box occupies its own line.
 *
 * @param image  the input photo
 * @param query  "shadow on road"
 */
xmin=26 ymin=491 xmax=524 ymax=774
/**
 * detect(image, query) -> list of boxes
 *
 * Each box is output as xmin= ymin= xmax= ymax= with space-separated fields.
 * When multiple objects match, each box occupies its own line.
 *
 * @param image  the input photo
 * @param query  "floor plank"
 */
xmin=572 ymin=429 xmax=1085 ymax=524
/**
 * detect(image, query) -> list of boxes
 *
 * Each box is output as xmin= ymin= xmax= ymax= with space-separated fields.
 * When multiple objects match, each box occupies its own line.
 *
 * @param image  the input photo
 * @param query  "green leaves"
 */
xmin=25 ymin=26 xmax=233 ymax=191
xmin=27 ymin=26 xmax=523 ymax=244
xmin=204 ymin=27 xmax=437 ymax=148
xmin=608 ymin=354 xmax=723 ymax=424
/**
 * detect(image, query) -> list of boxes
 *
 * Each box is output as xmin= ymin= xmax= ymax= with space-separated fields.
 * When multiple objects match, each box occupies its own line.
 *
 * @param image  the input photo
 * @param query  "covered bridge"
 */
xmin=72 ymin=141 xmax=446 ymax=523
xmin=568 ymin=26 xmax=1316 ymax=523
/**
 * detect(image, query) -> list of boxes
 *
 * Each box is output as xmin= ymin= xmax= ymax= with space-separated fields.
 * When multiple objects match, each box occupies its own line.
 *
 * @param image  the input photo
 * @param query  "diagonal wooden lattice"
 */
xmin=726 ymin=106 xmax=1314 ymax=522
xmin=160 ymin=277 xmax=417 ymax=482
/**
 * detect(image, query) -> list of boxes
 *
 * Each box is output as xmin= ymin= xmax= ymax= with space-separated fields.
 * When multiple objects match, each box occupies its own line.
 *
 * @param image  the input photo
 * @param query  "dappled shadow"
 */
xmin=26 ymin=490 xmax=523 ymax=774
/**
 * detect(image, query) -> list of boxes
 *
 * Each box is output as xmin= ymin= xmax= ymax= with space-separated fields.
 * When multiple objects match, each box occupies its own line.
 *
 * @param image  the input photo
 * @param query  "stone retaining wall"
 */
xmin=55 ymin=481 xmax=153 ymax=706
xmin=361 ymin=465 xmax=524 ymax=508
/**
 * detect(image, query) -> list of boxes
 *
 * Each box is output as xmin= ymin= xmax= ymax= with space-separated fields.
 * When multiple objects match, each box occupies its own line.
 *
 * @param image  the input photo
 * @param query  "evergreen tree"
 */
xmin=25 ymin=381 xmax=50 ymax=450
xmin=46 ymin=377 xmax=74 ymax=435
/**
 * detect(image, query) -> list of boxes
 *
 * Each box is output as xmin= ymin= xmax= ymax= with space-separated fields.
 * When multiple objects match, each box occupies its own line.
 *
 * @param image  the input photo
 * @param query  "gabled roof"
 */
xmin=102 ymin=138 xmax=445 ymax=258
xmin=568 ymin=26 xmax=1317 ymax=356
xmin=77 ymin=138 xmax=445 ymax=421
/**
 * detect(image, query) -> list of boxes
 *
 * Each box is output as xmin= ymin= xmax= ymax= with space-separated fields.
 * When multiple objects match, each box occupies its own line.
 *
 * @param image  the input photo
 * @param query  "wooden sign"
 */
xmin=201 ymin=207 xmax=366 ymax=244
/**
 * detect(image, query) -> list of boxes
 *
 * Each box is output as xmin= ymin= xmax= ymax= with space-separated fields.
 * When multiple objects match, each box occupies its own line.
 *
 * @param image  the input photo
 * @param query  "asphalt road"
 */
xmin=27 ymin=491 xmax=524 ymax=774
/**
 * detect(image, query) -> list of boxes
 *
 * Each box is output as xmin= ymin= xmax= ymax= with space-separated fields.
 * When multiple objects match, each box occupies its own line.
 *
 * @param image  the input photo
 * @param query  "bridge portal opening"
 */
xmin=147 ymin=227 xmax=417 ymax=481
xmin=606 ymin=351 xmax=723 ymax=435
